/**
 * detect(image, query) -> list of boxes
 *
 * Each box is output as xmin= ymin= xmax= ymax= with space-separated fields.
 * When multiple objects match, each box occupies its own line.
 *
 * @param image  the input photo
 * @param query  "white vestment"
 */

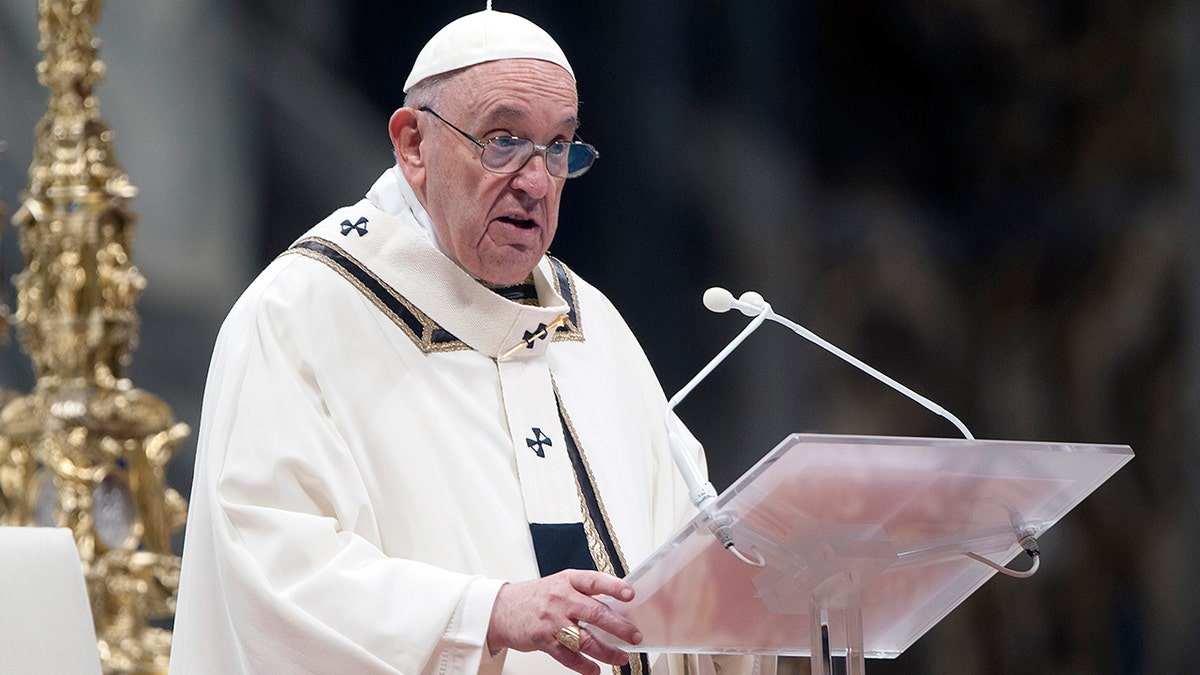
xmin=171 ymin=169 xmax=726 ymax=674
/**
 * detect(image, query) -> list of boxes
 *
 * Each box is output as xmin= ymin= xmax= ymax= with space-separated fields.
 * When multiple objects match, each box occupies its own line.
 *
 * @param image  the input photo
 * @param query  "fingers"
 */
xmin=548 ymin=636 xmax=630 ymax=675
xmin=547 ymin=644 xmax=603 ymax=675
xmin=568 ymin=569 xmax=635 ymax=602
xmin=559 ymin=571 xmax=641 ymax=665
xmin=561 ymin=572 xmax=641 ymax=648
xmin=487 ymin=569 xmax=643 ymax=670
xmin=574 ymin=604 xmax=642 ymax=649
xmin=575 ymin=624 xmax=635 ymax=666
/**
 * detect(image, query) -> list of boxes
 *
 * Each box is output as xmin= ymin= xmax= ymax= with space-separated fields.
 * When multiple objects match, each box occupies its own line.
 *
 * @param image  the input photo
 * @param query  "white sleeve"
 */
xmin=174 ymin=261 xmax=503 ymax=675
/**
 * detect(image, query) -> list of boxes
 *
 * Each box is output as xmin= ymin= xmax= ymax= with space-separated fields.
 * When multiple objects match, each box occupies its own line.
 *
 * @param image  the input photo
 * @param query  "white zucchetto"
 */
xmin=403 ymin=9 xmax=575 ymax=93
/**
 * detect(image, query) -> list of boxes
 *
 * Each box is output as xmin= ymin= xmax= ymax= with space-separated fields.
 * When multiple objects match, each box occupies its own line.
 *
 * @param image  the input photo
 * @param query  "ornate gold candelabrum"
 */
xmin=1 ymin=212 xmax=17 ymax=415
xmin=0 ymin=1 xmax=189 ymax=672
xmin=1 ymin=151 xmax=17 ymax=414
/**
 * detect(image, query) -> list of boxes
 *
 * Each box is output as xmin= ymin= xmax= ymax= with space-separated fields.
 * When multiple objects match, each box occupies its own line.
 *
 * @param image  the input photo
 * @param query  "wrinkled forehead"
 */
xmin=440 ymin=60 xmax=580 ymax=128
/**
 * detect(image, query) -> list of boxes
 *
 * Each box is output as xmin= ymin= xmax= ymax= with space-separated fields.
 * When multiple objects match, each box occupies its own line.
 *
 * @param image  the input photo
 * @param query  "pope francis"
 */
xmin=172 ymin=7 xmax=767 ymax=675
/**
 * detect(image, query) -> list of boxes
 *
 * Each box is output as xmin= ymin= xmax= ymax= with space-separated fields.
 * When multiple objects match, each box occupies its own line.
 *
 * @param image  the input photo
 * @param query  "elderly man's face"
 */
xmin=416 ymin=59 xmax=579 ymax=285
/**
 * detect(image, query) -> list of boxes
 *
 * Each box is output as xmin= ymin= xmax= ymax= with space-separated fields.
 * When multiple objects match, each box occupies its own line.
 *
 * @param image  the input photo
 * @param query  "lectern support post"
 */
xmin=810 ymin=593 xmax=866 ymax=675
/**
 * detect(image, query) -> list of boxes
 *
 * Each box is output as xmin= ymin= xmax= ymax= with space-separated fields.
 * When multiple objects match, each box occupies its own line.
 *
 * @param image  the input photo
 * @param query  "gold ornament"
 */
xmin=1 ymin=167 xmax=18 ymax=415
xmin=1 ymin=2 xmax=189 ymax=672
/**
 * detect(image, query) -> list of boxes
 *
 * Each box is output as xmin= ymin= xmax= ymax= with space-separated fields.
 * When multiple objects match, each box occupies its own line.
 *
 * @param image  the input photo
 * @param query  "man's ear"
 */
xmin=389 ymin=107 xmax=425 ymax=188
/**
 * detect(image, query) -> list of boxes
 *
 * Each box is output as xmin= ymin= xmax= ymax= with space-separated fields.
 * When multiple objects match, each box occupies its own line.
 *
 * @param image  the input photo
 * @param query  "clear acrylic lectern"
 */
xmin=592 ymin=433 xmax=1133 ymax=674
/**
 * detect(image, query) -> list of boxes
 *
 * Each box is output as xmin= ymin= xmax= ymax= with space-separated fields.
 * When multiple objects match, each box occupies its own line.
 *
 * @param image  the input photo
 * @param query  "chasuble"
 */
xmin=172 ymin=169 xmax=716 ymax=674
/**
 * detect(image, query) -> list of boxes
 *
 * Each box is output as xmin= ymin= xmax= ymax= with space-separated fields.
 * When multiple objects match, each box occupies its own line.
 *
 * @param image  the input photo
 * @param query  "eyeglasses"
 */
xmin=419 ymin=106 xmax=599 ymax=179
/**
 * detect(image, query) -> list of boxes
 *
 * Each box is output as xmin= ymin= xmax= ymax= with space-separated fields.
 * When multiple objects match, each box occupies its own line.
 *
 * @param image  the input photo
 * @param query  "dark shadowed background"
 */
xmin=2 ymin=1 xmax=1197 ymax=673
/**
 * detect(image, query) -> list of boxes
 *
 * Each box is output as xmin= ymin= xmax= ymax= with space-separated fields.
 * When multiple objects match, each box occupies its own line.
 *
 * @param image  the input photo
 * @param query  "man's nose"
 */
xmin=510 ymin=151 xmax=552 ymax=198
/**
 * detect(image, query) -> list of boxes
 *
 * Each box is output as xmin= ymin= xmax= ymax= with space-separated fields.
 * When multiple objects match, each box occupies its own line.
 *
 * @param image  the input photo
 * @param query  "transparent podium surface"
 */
xmin=593 ymin=433 xmax=1133 ymax=659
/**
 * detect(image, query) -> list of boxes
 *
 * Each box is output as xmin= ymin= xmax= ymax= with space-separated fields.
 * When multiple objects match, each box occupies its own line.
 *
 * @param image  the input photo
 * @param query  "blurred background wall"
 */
xmin=1 ymin=1 xmax=1196 ymax=673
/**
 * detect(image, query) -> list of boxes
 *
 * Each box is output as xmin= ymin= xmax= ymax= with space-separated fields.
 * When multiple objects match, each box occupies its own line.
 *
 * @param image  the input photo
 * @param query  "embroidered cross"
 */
xmin=526 ymin=428 xmax=553 ymax=458
xmin=521 ymin=323 xmax=550 ymax=349
xmin=497 ymin=314 xmax=570 ymax=360
xmin=340 ymin=217 xmax=369 ymax=237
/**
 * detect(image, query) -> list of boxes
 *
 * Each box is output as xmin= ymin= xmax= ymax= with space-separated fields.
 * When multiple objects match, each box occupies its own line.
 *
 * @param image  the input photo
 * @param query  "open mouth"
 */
xmin=497 ymin=215 xmax=537 ymax=229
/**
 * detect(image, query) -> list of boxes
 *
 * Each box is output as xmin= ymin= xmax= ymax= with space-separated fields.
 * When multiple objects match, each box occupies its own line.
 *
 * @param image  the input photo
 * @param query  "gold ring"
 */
xmin=555 ymin=624 xmax=582 ymax=652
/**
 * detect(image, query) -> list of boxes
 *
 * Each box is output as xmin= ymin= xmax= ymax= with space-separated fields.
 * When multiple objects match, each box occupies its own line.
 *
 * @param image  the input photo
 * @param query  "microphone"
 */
xmin=701 ymin=287 xmax=736 ymax=313
xmin=702 ymin=287 xmax=974 ymax=440
xmin=665 ymin=289 xmax=774 ymax=511
xmin=669 ymin=287 xmax=973 ymax=566
xmin=664 ymin=288 xmax=777 ymax=565
xmin=668 ymin=287 xmax=973 ymax=512
xmin=703 ymin=287 xmax=765 ymax=317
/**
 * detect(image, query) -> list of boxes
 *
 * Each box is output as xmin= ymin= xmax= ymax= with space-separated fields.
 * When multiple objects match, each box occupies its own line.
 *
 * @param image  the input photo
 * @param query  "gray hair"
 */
xmin=403 ymin=67 xmax=468 ymax=110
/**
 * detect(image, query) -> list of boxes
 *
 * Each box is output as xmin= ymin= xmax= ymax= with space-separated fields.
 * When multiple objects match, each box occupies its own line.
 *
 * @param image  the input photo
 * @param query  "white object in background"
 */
xmin=0 ymin=527 xmax=102 ymax=675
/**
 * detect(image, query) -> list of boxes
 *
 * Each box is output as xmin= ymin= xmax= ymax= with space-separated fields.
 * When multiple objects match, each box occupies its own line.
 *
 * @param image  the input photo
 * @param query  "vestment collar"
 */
xmin=292 ymin=170 xmax=575 ymax=360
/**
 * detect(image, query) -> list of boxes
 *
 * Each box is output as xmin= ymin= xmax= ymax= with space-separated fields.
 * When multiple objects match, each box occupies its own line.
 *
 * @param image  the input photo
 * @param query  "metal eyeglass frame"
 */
xmin=418 ymin=106 xmax=599 ymax=179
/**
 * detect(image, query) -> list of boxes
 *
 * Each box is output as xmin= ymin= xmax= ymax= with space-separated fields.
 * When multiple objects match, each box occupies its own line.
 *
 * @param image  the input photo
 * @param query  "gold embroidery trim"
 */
xmin=547 ymin=256 xmax=585 ymax=343
xmin=284 ymin=238 xmax=470 ymax=354
xmin=286 ymin=242 xmax=588 ymax=354
xmin=551 ymin=377 xmax=641 ymax=675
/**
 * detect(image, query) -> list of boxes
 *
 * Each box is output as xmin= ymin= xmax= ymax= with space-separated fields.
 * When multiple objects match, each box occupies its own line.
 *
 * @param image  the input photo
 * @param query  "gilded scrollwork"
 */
xmin=0 ymin=2 xmax=188 ymax=673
